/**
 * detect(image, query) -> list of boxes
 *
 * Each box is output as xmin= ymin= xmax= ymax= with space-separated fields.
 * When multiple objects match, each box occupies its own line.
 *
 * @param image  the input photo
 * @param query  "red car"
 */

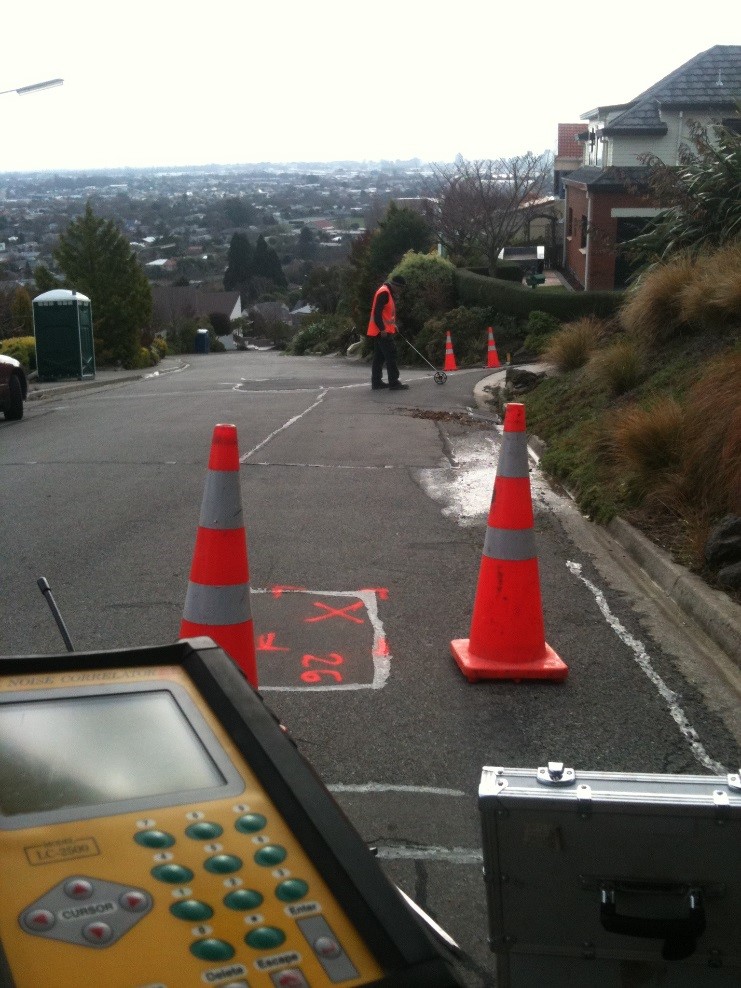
xmin=0 ymin=353 xmax=27 ymax=420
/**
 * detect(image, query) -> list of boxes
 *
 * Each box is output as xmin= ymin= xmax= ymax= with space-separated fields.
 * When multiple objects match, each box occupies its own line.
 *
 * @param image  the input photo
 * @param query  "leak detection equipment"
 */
xmin=0 ymin=639 xmax=462 ymax=988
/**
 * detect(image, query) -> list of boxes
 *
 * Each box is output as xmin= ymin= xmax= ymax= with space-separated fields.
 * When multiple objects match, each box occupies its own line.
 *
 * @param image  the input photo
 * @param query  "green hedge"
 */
xmin=455 ymin=269 xmax=623 ymax=321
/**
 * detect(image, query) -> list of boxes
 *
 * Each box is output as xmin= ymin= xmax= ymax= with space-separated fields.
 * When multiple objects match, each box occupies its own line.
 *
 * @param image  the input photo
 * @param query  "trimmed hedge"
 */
xmin=455 ymin=269 xmax=623 ymax=321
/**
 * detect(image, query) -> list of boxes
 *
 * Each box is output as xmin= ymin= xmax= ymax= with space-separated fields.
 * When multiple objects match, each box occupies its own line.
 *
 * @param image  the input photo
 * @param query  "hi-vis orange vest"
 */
xmin=366 ymin=284 xmax=397 ymax=336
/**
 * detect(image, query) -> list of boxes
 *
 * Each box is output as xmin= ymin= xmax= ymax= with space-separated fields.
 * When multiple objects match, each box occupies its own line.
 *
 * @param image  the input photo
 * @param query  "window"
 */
xmin=580 ymin=216 xmax=588 ymax=249
xmin=567 ymin=208 xmax=573 ymax=237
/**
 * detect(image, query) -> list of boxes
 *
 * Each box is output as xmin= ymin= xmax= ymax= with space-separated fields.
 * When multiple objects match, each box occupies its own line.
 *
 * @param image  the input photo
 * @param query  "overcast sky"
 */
xmin=2 ymin=1 xmax=739 ymax=173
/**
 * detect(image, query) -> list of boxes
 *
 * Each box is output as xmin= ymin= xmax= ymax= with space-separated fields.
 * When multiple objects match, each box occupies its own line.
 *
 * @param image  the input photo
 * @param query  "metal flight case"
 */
xmin=479 ymin=763 xmax=741 ymax=987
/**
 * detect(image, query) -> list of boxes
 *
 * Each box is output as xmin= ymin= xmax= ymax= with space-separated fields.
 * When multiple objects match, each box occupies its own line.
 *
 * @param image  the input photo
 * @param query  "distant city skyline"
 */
xmin=2 ymin=2 xmax=739 ymax=173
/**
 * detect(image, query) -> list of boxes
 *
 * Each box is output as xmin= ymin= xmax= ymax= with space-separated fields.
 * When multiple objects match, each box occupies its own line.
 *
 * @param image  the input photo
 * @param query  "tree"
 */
xmin=252 ymin=235 xmax=287 ymax=288
xmin=302 ymin=265 xmax=345 ymax=314
xmin=297 ymin=225 xmax=317 ymax=261
xmin=54 ymin=203 xmax=152 ymax=366
xmin=432 ymin=152 xmax=551 ymax=274
xmin=223 ymin=233 xmax=254 ymax=292
xmin=351 ymin=203 xmax=435 ymax=326
xmin=10 ymin=287 xmax=33 ymax=336
xmin=625 ymin=118 xmax=741 ymax=267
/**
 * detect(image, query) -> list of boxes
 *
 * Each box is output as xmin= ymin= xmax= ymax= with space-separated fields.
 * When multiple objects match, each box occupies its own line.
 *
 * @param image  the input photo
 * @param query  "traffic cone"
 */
xmin=450 ymin=403 xmax=568 ymax=682
xmin=180 ymin=423 xmax=258 ymax=686
xmin=443 ymin=331 xmax=457 ymax=371
xmin=486 ymin=327 xmax=500 ymax=368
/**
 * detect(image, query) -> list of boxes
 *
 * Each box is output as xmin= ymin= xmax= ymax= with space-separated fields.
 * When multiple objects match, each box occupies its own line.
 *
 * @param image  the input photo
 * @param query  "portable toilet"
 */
xmin=32 ymin=289 xmax=96 ymax=381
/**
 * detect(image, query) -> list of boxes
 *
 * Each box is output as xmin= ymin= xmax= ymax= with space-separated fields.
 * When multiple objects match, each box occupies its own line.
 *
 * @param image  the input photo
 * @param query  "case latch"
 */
xmin=537 ymin=762 xmax=575 ymax=785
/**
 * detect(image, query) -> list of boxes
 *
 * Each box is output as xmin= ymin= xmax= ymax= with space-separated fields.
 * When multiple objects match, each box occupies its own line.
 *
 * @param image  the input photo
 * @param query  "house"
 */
xmin=554 ymin=124 xmax=583 ymax=198
xmin=151 ymin=285 xmax=242 ymax=327
xmin=563 ymin=45 xmax=741 ymax=291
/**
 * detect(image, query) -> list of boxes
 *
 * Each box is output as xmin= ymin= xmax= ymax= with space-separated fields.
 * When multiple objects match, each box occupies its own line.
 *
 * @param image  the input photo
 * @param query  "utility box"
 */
xmin=32 ymin=289 xmax=95 ymax=382
xmin=194 ymin=327 xmax=210 ymax=354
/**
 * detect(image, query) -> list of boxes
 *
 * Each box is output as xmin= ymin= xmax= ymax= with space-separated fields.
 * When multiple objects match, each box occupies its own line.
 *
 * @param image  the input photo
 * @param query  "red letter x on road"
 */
xmin=304 ymin=600 xmax=365 ymax=624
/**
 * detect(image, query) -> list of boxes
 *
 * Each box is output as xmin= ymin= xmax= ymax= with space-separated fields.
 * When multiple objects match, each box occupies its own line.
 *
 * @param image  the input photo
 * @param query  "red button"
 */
xmin=83 ymin=921 xmax=113 ymax=944
xmin=120 ymin=891 xmax=149 ymax=912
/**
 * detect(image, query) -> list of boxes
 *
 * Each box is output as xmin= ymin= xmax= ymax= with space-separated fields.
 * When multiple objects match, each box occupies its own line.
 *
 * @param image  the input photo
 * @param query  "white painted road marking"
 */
xmin=567 ymin=561 xmax=726 ymax=774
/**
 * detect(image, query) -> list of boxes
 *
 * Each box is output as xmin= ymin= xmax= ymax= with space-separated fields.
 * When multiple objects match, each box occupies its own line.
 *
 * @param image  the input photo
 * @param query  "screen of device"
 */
xmin=0 ymin=691 xmax=226 ymax=816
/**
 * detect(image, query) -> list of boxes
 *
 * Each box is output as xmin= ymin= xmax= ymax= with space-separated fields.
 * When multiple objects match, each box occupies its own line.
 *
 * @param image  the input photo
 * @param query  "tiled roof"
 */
xmin=633 ymin=44 xmax=741 ymax=107
xmin=603 ymin=97 xmax=668 ymax=135
xmin=562 ymin=165 xmax=653 ymax=189
xmin=151 ymin=285 xmax=241 ymax=322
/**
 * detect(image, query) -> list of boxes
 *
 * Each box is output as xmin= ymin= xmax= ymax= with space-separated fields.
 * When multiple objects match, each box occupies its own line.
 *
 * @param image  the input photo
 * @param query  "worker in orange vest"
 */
xmin=366 ymin=274 xmax=409 ymax=390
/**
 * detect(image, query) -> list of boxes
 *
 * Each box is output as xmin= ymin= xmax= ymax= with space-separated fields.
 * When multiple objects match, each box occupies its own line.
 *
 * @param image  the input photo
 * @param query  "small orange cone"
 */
xmin=486 ymin=327 xmax=500 ymax=368
xmin=450 ymin=403 xmax=568 ymax=682
xmin=443 ymin=331 xmax=457 ymax=372
xmin=180 ymin=424 xmax=258 ymax=686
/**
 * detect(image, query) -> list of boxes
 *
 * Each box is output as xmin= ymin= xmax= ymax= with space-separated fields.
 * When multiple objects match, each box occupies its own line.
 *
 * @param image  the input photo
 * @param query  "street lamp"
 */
xmin=0 ymin=78 xmax=63 ymax=97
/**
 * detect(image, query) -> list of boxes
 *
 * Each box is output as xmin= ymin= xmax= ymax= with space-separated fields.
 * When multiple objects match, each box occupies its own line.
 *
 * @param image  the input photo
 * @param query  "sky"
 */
xmin=2 ymin=1 xmax=739 ymax=173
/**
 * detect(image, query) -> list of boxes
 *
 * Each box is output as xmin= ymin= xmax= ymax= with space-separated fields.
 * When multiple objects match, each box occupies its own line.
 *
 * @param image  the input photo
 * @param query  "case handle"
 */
xmin=600 ymin=887 xmax=705 ymax=961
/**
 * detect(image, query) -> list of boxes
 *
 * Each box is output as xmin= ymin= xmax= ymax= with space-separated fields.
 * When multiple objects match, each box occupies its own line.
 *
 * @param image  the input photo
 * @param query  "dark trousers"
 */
xmin=371 ymin=334 xmax=400 ymax=386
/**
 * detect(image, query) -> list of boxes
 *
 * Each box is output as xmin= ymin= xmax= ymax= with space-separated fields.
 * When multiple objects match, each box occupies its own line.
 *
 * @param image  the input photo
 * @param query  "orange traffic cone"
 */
xmin=180 ymin=423 xmax=258 ymax=686
xmin=450 ymin=403 xmax=568 ymax=682
xmin=486 ymin=327 xmax=500 ymax=368
xmin=443 ymin=331 xmax=457 ymax=372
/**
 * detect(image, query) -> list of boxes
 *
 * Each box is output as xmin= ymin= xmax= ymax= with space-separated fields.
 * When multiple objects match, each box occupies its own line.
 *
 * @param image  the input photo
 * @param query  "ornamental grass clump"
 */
xmin=540 ymin=317 xmax=602 ymax=372
xmin=588 ymin=338 xmax=645 ymax=396
xmin=620 ymin=253 xmax=697 ymax=347
xmin=679 ymin=243 xmax=741 ymax=331
xmin=608 ymin=397 xmax=684 ymax=504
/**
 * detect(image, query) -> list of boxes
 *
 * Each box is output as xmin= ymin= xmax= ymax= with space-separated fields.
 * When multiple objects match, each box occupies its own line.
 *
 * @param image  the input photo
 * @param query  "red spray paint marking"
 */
xmin=304 ymin=600 xmax=365 ymax=624
xmin=256 ymin=632 xmax=290 ymax=652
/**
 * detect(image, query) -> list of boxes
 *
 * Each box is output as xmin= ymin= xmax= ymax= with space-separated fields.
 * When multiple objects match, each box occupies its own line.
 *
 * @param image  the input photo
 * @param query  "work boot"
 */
xmin=388 ymin=382 xmax=409 ymax=390
xmin=371 ymin=381 xmax=388 ymax=389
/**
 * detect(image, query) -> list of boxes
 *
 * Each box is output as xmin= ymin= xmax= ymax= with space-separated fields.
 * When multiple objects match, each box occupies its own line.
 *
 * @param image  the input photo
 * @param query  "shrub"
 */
xmin=608 ymin=397 xmax=684 ymax=504
xmin=541 ymin=317 xmax=603 ymax=371
xmin=151 ymin=335 xmax=168 ymax=359
xmin=522 ymin=310 xmax=562 ymax=355
xmin=619 ymin=253 xmax=697 ymax=346
xmin=671 ymin=352 xmax=741 ymax=520
xmin=391 ymin=251 xmax=457 ymax=338
xmin=678 ymin=243 xmax=741 ymax=331
xmin=588 ymin=338 xmax=644 ymax=395
xmin=0 ymin=336 xmax=36 ymax=371
xmin=126 ymin=346 xmax=156 ymax=370
xmin=285 ymin=315 xmax=355 ymax=355
xmin=414 ymin=306 xmax=511 ymax=368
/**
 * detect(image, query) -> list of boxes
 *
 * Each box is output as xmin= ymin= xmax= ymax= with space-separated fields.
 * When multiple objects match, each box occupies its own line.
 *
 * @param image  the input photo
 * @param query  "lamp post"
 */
xmin=0 ymin=78 xmax=63 ymax=97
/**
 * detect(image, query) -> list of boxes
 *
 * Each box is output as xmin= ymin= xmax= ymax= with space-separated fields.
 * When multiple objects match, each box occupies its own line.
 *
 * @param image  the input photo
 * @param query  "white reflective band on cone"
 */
xmin=182 ymin=582 xmax=252 ymax=625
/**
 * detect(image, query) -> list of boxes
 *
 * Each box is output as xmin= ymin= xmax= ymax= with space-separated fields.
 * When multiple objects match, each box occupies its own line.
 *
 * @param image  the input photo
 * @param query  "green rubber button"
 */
xmin=134 ymin=829 xmax=175 ymax=849
xmin=170 ymin=899 xmax=214 ymax=921
xmin=190 ymin=938 xmax=235 ymax=962
xmin=235 ymin=813 xmax=267 ymax=833
xmin=254 ymin=845 xmax=287 ymax=867
xmin=245 ymin=926 xmax=286 ymax=950
xmin=151 ymin=863 xmax=194 ymax=884
xmin=275 ymin=879 xmax=309 ymax=902
xmin=224 ymin=888 xmax=264 ymax=911
xmin=185 ymin=821 xmax=223 ymax=841
xmin=204 ymin=854 xmax=242 ymax=874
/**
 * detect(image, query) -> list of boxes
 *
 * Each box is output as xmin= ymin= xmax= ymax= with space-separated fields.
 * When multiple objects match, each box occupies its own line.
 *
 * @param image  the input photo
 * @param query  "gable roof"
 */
xmin=151 ymin=285 xmax=241 ymax=324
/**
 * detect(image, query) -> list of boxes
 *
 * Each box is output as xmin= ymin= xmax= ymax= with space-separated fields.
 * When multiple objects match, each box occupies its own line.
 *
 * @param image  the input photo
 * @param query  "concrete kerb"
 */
xmin=26 ymin=357 xmax=188 ymax=402
xmin=473 ymin=369 xmax=741 ymax=672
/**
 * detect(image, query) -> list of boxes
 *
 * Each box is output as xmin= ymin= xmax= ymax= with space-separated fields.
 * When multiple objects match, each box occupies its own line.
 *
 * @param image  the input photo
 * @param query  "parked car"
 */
xmin=0 ymin=353 xmax=27 ymax=420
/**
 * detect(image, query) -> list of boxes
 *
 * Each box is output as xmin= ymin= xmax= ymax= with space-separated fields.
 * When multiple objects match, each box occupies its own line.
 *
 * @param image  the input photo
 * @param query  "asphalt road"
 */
xmin=2 ymin=351 xmax=740 ymax=987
